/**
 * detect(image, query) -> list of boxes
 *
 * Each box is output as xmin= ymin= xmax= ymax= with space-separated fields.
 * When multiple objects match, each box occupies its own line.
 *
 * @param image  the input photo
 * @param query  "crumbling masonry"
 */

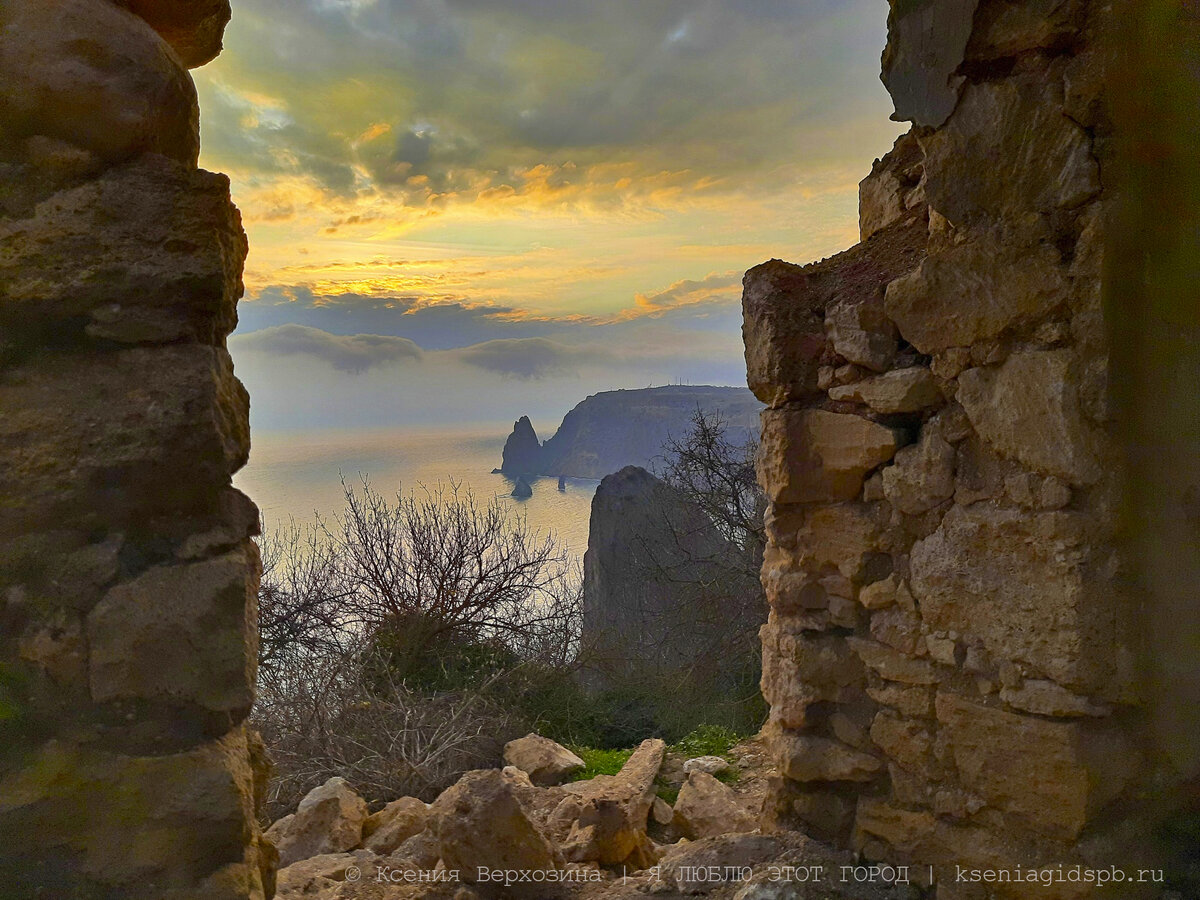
xmin=745 ymin=0 xmax=1198 ymax=895
xmin=0 ymin=1 xmax=273 ymax=897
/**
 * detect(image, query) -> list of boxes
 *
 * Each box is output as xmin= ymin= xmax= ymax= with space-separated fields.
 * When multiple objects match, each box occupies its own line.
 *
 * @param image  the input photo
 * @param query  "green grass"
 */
xmin=568 ymin=745 xmax=635 ymax=781
xmin=670 ymin=724 xmax=742 ymax=760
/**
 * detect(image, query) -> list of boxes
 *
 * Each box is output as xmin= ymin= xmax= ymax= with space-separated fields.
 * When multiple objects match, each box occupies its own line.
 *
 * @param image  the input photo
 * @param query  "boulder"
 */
xmin=957 ymin=350 xmax=1103 ymax=485
xmin=682 ymin=756 xmax=731 ymax=778
xmin=117 ymin=0 xmax=232 ymax=68
xmin=673 ymin=771 xmax=756 ymax=840
xmin=362 ymin=797 xmax=429 ymax=854
xmin=828 ymin=367 xmax=942 ymax=414
xmin=651 ymin=796 xmax=674 ymax=826
xmin=0 ymin=0 xmax=199 ymax=166
xmin=503 ymin=734 xmax=586 ymax=786
xmin=431 ymin=768 xmax=562 ymax=890
xmin=560 ymin=738 xmax=665 ymax=868
xmin=272 ymin=777 xmax=368 ymax=867
xmin=758 ymin=409 xmax=898 ymax=504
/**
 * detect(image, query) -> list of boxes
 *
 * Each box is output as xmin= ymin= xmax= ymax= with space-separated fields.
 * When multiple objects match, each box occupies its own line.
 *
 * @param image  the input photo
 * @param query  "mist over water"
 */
xmin=236 ymin=425 xmax=598 ymax=559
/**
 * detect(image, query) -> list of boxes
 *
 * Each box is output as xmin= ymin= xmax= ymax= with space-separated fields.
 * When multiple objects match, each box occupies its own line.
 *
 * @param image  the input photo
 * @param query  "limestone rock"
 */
xmin=673 ymin=771 xmax=756 ymax=840
xmin=362 ymin=797 xmax=429 ymax=854
xmin=118 ymin=0 xmax=233 ymax=68
xmin=935 ymin=692 xmax=1136 ymax=840
xmin=776 ymin=732 xmax=882 ymax=783
xmin=760 ymin=627 xmax=865 ymax=729
xmin=272 ymin=777 xmax=368 ymax=867
xmin=758 ymin=409 xmax=898 ymax=504
xmin=682 ymin=756 xmax=732 ymax=778
xmin=966 ymin=0 xmax=1086 ymax=62
xmin=866 ymin=683 xmax=935 ymax=719
xmin=957 ymin=350 xmax=1103 ymax=485
xmin=881 ymin=427 xmax=956 ymax=514
xmin=884 ymin=239 xmax=1068 ymax=353
xmin=273 ymin=850 xmax=378 ymax=899
xmin=0 ymin=344 xmax=250 ymax=537
xmin=825 ymin=293 xmax=899 ymax=373
xmin=657 ymin=834 xmax=784 ymax=894
xmin=0 ymin=0 xmax=199 ymax=166
xmin=848 ymin=638 xmax=939 ymax=685
xmin=859 ymin=131 xmax=924 ymax=243
xmin=828 ymin=367 xmax=942 ymax=414
xmin=743 ymin=217 xmax=926 ymax=405
xmin=510 ymin=476 xmax=533 ymax=499
xmin=651 ymin=796 xmax=674 ymax=826
xmin=796 ymin=503 xmax=886 ymax=582
xmin=503 ymin=734 xmax=585 ymax=786
xmin=911 ymin=504 xmax=1122 ymax=691
xmin=0 ymin=156 xmax=246 ymax=345
xmin=999 ymin=680 xmax=1111 ymax=718
xmin=869 ymin=606 xmax=923 ymax=656
xmin=500 ymin=416 xmax=542 ymax=474
xmin=881 ymin=0 xmax=980 ymax=127
xmin=432 ymin=768 xmax=561 ymax=890
xmin=559 ymin=739 xmax=664 ymax=868
xmin=922 ymin=71 xmax=1100 ymax=230
xmin=87 ymin=544 xmax=257 ymax=723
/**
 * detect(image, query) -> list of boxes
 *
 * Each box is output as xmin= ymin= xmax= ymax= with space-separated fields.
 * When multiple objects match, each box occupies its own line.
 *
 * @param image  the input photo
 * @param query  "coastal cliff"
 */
xmin=499 ymin=385 xmax=760 ymax=479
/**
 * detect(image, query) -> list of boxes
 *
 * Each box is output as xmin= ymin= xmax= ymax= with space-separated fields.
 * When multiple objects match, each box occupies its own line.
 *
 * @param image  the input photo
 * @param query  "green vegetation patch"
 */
xmin=670 ymin=724 xmax=742 ymax=760
xmin=568 ymin=745 xmax=635 ymax=781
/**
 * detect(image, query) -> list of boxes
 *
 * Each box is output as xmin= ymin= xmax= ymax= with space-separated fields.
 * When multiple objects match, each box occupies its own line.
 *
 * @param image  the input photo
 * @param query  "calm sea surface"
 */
xmin=235 ymin=425 xmax=598 ymax=559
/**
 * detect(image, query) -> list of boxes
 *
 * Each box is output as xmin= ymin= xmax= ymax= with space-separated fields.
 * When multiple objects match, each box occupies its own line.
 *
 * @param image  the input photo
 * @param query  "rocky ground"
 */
xmin=264 ymin=734 xmax=916 ymax=900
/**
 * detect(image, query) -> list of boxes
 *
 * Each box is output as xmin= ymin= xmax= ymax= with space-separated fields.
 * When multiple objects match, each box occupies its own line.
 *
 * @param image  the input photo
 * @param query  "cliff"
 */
xmin=501 ymin=385 xmax=761 ymax=479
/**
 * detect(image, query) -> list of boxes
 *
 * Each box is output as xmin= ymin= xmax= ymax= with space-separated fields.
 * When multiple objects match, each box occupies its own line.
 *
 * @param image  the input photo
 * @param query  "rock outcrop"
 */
xmin=500 ymin=386 xmax=761 ymax=479
xmin=0 ymin=1 xmax=268 ymax=897
xmin=743 ymin=0 xmax=1165 ymax=891
xmin=579 ymin=466 xmax=761 ymax=697
xmin=501 ymin=415 xmax=543 ymax=474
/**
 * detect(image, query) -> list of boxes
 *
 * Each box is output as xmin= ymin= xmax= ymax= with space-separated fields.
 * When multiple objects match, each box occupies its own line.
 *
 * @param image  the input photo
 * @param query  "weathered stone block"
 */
xmin=0 ymin=728 xmax=260 ymax=897
xmin=0 ymin=0 xmax=199 ymax=166
xmin=87 ymin=544 xmax=258 ymax=723
xmin=0 ymin=344 xmax=250 ymax=535
xmin=911 ymin=505 xmax=1124 ymax=692
xmin=882 ymin=426 xmax=956 ymax=514
xmin=957 ymin=350 xmax=1103 ymax=485
xmin=859 ymin=130 xmax=924 ymax=242
xmin=758 ymin=409 xmax=898 ymax=504
xmin=777 ymin=732 xmax=882 ymax=783
xmin=849 ymin=638 xmax=939 ymax=685
xmin=118 ymin=0 xmax=233 ymax=68
xmin=796 ymin=503 xmax=887 ymax=581
xmin=0 ymin=156 xmax=247 ymax=344
xmin=921 ymin=70 xmax=1100 ymax=229
xmin=828 ymin=367 xmax=943 ymax=414
xmin=966 ymin=0 xmax=1086 ymax=61
xmin=870 ymin=711 xmax=937 ymax=778
xmin=881 ymin=0 xmax=981 ymax=127
xmin=743 ymin=217 xmax=926 ymax=405
xmin=761 ymin=626 xmax=864 ymax=729
xmin=935 ymin=693 xmax=1137 ymax=840
xmin=884 ymin=239 xmax=1068 ymax=353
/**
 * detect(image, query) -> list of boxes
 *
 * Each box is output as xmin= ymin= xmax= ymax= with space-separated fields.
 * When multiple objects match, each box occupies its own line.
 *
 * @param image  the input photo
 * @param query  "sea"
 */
xmin=234 ymin=425 xmax=598 ymax=560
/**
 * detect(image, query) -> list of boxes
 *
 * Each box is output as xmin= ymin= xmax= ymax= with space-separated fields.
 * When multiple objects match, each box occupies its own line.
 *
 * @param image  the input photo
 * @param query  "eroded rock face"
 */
xmin=361 ymin=797 xmax=429 ymax=854
xmin=744 ymin=0 xmax=1143 ymax=885
xmin=118 ymin=0 xmax=233 ymax=68
xmin=0 ymin=0 xmax=200 ymax=166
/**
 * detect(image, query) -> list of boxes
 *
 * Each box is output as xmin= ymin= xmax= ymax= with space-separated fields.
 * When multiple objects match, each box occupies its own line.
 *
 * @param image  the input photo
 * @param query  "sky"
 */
xmin=196 ymin=0 xmax=903 ymax=430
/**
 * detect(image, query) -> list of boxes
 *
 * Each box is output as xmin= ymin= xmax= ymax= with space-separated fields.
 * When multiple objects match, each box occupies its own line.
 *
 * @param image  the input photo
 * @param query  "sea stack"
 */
xmin=500 ymin=416 xmax=542 ymax=474
xmin=511 ymin=477 xmax=533 ymax=499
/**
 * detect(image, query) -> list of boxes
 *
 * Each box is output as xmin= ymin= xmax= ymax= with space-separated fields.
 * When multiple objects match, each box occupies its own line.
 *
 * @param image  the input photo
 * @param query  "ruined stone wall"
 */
xmin=0 ymin=1 xmax=273 ymax=897
xmin=744 ymin=0 xmax=1170 ymax=893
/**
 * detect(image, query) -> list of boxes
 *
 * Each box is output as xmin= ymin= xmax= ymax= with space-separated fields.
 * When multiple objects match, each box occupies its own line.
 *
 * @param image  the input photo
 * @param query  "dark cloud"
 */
xmin=233 ymin=324 xmax=423 ymax=372
xmin=454 ymin=338 xmax=608 ymax=380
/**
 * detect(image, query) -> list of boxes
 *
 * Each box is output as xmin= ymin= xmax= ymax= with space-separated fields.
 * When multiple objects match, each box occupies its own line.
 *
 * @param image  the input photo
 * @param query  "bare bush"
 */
xmin=253 ymin=478 xmax=582 ymax=818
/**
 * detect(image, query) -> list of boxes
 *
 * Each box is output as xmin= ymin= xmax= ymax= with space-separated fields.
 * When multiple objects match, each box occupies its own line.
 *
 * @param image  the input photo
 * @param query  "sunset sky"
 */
xmin=196 ymin=0 xmax=903 ymax=429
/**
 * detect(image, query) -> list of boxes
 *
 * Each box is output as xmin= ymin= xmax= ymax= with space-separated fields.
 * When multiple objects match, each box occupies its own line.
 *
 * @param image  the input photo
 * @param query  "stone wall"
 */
xmin=744 ymin=0 xmax=1180 ymax=894
xmin=0 ymin=1 xmax=273 ymax=897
